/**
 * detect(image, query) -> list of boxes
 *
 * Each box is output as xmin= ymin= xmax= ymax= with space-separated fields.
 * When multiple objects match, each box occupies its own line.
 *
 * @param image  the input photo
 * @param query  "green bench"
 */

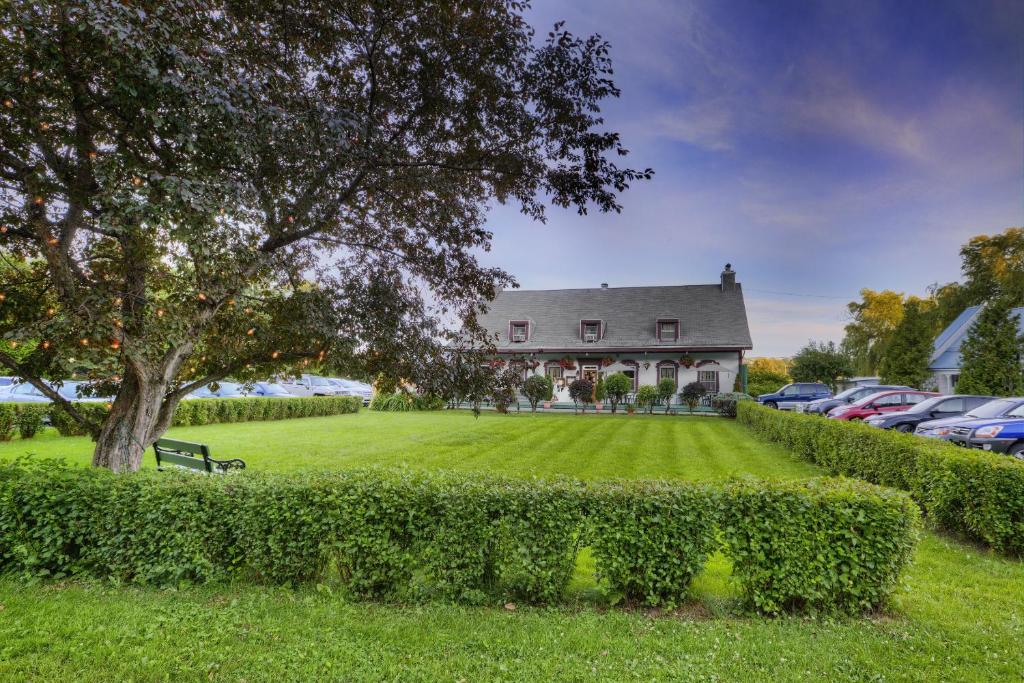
xmin=154 ymin=438 xmax=246 ymax=474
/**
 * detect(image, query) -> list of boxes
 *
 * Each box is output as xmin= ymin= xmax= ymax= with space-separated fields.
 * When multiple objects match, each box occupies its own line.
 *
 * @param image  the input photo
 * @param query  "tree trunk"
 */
xmin=91 ymin=373 xmax=169 ymax=472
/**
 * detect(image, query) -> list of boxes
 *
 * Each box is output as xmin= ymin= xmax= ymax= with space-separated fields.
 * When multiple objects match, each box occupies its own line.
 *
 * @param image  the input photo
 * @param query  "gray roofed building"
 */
xmin=477 ymin=265 xmax=752 ymax=353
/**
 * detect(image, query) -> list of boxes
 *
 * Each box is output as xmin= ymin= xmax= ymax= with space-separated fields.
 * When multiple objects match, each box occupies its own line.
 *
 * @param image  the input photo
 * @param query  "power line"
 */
xmin=745 ymin=288 xmax=853 ymax=301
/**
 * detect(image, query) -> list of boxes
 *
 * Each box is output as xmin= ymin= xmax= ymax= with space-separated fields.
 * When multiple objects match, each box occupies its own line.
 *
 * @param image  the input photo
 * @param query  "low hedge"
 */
xmin=0 ymin=462 xmax=919 ymax=614
xmin=737 ymin=401 xmax=1024 ymax=555
xmin=0 ymin=396 xmax=362 ymax=439
xmin=369 ymin=392 xmax=445 ymax=412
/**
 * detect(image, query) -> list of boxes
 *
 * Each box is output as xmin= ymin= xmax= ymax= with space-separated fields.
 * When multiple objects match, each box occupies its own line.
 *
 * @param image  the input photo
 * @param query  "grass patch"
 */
xmin=0 ymin=410 xmax=819 ymax=481
xmin=0 ymin=410 xmax=1021 ymax=679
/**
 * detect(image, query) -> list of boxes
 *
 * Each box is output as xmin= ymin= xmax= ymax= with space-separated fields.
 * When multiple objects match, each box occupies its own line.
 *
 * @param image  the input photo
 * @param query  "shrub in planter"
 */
xmin=604 ymin=372 xmax=632 ymax=414
xmin=568 ymin=378 xmax=593 ymax=414
xmin=522 ymin=375 xmax=551 ymax=413
xmin=679 ymin=381 xmax=706 ymax=414
xmin=594 ymin=376 xmax=606 ymax=406
xmin=15 ymin=405 xmax=46 ymax=439
xmin=635 ymin=385 xmax=658 ymax=414
xmin=656 ymin=378 xmax=676 ymax=413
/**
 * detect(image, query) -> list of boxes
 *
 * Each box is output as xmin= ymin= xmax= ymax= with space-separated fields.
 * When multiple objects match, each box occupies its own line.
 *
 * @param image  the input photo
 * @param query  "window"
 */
xmin=698 ymin=370 xmax=719 ymax=393
xmin=546 ymin=365 xmax=563 ymax=380
xmin=658 ymin=365 xmax=676 ymax=382
xmin=873 ymin=394 xmax=903 ymax=407
xmin=510 ymin=321 xmax=528 ymax=343
xmin=937 ymin=397 xmax=964 ymax=413
xmin=781 ymin=385 xmax=801 ymax=396
xmin=657 ymin=319 xmax=679 ymax=342
xmin=581 ymin=320 xmax=601 ymax=343
xmin=622 ymin=369 xmax=637 ymax=392
xmin=903 ymin=393 xmax=928 ymax=405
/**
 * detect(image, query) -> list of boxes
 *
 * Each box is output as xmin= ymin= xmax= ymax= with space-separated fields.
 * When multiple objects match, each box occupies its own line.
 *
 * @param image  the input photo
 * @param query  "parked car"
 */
xmin=915 ymin=397 xmax=1024 ymax=439
xmin=0 ymin=380 xmax=110 ymax=403
xmin=328 ymin=378 xmax=373 ymax=404
xmin=827 ymin=390 xmax=938 ymax=421
xmin=248 ymin=382 xmax=295 ymax=398
xmin=949 ymin=404 xmax=1024 ymax=458
xmin=757 ymin=382 xmax=831 ymax=410
xmin=279 ymin=374 xmax=344 ymax=397
xmin=799 ymin=384 xmax=911 ymax=415
xmin=0 ymin=376 xmax=14 ymax=392
xmin=864 ymin=394 xmax=995 ymax=432
xmin=189 ymin=381 xmax=247 ymax=399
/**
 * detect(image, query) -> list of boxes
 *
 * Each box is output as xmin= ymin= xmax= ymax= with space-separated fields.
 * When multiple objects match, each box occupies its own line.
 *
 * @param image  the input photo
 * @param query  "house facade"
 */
xmin=929 ymin=304 xmax=1024 ymax=394
xmin=476 ymin=266 xmax=753 ymax=404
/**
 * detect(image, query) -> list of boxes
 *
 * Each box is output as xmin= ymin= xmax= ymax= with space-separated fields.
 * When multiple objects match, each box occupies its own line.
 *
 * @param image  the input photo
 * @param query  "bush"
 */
xmin=522 ymin=375 xmax=552 ymax=412
xmin=710 ymin=392 xmax=753 ymax=418
xmin=656 ymin=378 xmax=676 ymax=413
xmin=737 ymin=401 xmax=1024 ymax=555
xmin=0 ymin=404 xmax=14 ymax=441
xmin=0 ymin=462 xmax=918 ymax=614
xmin=604 ymin=373 xmax=632 ymax=413
xmin=15 ymin=405 xmax=46 ymax=439
xmin=369 ymin=392 xmax=443 ymax=412
xmin=568 ymin=378 xmax=593 ymax=414
xmin=635 ymin=385 xmax=658 ymax=414
xmin=721 ymin=477 xmax=919 ymax=614
xmin=588 ymin=480 xmax=720 ymax=607
xmin=679 ymin=381 xmax=706 ymax=414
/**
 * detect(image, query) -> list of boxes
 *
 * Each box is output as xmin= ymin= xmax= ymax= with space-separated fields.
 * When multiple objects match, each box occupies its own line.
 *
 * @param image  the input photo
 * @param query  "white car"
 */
xmin=328 ymin=378 xmax=373 ymax=404
xmin=279 ymin=374 xmax=345 ymax=397
xmin=2 ymin=380 xmax=110 ymax=403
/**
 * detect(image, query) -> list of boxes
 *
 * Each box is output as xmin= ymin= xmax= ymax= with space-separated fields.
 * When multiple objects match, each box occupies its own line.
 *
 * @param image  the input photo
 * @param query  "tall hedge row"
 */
xmin=0 ymin=396 xmax=362 ymax=438
xmin=737 ymin=401 xmax=1024 ymax=555
xmin=0 ymin=461 xmax=918 ymax=614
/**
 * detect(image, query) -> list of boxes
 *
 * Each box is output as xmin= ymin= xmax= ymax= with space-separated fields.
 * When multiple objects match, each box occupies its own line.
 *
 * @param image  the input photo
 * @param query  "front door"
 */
xmin=582 ymin=365 xmax=599 ymax=384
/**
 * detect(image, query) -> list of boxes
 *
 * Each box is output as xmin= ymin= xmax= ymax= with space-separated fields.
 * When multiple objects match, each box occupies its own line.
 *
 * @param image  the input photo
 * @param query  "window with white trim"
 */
xmin=510 ymin=321 xmax=528 ymax=343
xmin=697 ymin=370 xmax=719 ymax=393
xmin=658 ymin=365 xmax=676 ymax=382
xmin=657 ymin=320 xmax=679 ymax=341
xmin=582 ymin=321 xmax=600 ymax=343
xmin=546 ymin=365 xmax=563 ymax=380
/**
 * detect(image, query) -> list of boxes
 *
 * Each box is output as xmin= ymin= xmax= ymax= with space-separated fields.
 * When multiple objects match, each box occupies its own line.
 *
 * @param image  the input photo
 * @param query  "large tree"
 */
xmin=790 ymin=340 xmax=853 ymax=391
xmin=0 ymin=1 xmax=650 ymax=471
xmin=878 ymin=299 xmax=934 ymax=388
xmin=956 ymin=297 xmax=1024 ymax=397
xmin=842 ymin=289 xmax=908 ymax=376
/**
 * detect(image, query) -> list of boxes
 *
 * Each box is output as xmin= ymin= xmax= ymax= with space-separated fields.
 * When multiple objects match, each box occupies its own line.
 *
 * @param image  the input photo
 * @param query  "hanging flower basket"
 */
xmin=558 ymin=357 xmax=576 ymax=370
xmin=490 ymin=359 xmax=506 ymax=368
xmin=601 ymin=356 xmax=615 ymax=367
xmin=680 ymin=355 xmax=695 ymax=368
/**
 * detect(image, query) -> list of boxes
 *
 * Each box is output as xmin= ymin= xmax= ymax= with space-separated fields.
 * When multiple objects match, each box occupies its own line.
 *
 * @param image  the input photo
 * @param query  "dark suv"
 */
xmin=801 ymin=384 xmax=910 ymax=416
xmin=757 ymin=382 xmax=831 ymax=410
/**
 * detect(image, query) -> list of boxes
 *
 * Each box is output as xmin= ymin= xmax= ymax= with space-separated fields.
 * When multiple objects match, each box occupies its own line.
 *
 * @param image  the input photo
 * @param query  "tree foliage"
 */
xmin=656 ymin=377 xmax=676 ymax=413
xmin=878 ymin=299 xmax=934 ymax=388
xmin=0 ymin=1 xmax=648 ymax=470
xmin=603 ymin=372 xmax=631 ymax=413
xmin=955 ymin=298 xmax=1024 ymax=397
xmin=522 ymin=374 xmax=552 ymax=413
xmin=679 ymin=381 xmax=706 ymax=414
xmin=636 ymin=385 xmax=658 ymax=415
xmin=790 ymin=341 xmax=853 ymax=391
xmin=568 ymin=378 xmax=593 ymax=414
xmin=842 ymin=289 xmax=911 ymax=376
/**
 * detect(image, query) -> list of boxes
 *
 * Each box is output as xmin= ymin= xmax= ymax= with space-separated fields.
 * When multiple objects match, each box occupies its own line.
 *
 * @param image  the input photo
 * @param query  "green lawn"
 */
xmin=0 ymin=410 xmax=1022 ymax=681
xmin=0 ymin=410 xmax=819 ymax=481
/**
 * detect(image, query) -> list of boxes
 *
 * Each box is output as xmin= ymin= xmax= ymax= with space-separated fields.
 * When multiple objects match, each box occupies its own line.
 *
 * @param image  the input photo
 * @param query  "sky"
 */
xmin=475 ymin=0 xmax=1024 ymax=357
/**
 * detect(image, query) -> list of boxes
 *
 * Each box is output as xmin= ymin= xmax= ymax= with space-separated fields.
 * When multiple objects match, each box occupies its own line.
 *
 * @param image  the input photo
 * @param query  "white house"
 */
xmin=928 ymin=304 xmax=1024 ymax=394
xmin=476 ymin=265 xmax=753 ymax=404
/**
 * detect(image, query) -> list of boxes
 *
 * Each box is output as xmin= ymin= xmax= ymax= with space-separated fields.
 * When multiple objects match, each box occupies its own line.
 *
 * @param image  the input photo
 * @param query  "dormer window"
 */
xmin=581 ymin=319 xmax=602 ymax=343
xmin=509 ymin=320 xmax=529 ymax=343
xmin=657 ymin=319 xmax=679 ymax=342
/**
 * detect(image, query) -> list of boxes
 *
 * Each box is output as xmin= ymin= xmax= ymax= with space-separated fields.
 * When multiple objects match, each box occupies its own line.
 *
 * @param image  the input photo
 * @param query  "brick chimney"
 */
xmin=720 ymin=263 xmax=736 ymax=291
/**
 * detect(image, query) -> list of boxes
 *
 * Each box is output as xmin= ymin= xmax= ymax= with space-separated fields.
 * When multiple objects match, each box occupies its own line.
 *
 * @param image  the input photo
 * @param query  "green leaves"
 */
xmin=0 ymin=462 xmax=918 ymax=614
xmin=738 ymin=401 xmax=1024 ymax=555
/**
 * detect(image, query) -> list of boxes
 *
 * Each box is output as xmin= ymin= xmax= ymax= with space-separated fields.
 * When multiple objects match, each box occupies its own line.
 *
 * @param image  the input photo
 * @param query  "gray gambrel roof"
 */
xmin=478 ymin=283 xmax=753 ymax=351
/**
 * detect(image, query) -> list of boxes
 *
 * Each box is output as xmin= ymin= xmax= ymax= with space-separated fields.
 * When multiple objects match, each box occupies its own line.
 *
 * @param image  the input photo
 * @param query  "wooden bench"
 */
xmin=154 ymin=438 xmax=246 ymax=474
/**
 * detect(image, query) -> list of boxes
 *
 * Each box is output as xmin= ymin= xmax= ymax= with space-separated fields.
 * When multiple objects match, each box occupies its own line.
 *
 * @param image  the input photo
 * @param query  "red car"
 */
xmin=827 ymin=390 xmax=939 ymax=421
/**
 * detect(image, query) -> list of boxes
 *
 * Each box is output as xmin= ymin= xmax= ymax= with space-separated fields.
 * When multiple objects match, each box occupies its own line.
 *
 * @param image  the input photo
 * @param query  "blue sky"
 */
xmin=477 ymin=0 xmax=1024 ymax=356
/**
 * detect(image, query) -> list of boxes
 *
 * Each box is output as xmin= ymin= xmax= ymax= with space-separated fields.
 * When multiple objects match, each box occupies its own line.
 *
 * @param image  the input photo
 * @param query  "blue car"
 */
xmin=757 ymin=382 xmax=832 ymax=410
xmin=949 ymin=402 xmax=1024 ymax=458
xmin=915 ymin=397 xmax=1024 ymax=439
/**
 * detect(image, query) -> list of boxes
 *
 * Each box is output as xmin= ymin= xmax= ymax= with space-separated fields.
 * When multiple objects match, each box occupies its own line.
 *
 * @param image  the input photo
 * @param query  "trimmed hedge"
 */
xmin=0 ymin=396 xmax=361 ymax=439
xmin=737 ymin=401 xmax=1024 ymax=555
xmin=0 ymin=462 xmax=919 ymax=614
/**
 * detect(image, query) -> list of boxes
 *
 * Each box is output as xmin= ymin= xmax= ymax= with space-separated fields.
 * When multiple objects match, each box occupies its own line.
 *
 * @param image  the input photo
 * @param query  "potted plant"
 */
xmin=680 ymin=354 xmax=695 ymax=369
xmin=626 ymin=403 xmax=636 ymax=415
xmin=542 ymin=375 xmax=554 ymax=409
xmin=594 ymin=376 xmax=607 ymax=411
